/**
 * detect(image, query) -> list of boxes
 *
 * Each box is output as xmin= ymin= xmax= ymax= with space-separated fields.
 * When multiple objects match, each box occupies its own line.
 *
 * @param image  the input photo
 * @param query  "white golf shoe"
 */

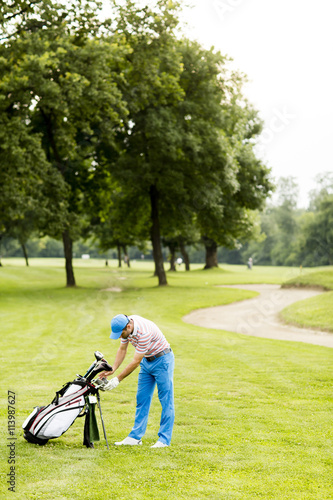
xmin=115 ymin=436 xmax=142 ymax=446
xmin=151 ymin=441 xmax=168 ymax=448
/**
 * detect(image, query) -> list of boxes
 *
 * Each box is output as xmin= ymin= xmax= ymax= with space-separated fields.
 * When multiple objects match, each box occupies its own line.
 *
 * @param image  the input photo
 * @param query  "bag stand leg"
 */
xmin=83 ymin=406 xmax=94 ymax=448
xmin=96 ymin=391 xmax=109 ymax=450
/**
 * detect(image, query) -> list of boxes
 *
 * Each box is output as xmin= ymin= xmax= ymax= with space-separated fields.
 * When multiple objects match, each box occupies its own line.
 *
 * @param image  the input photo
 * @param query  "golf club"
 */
xmin=83 ymin=351 xmax=105 ymax=379
xmin=23 ymin=352 xmax=113 ymax=450
xmin=87 ymin=360 xmax=113 ymax=381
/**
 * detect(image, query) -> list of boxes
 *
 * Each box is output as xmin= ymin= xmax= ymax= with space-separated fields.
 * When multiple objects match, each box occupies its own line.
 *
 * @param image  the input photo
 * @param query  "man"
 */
xmin=99 ymin=314 xmax=175 ymax=448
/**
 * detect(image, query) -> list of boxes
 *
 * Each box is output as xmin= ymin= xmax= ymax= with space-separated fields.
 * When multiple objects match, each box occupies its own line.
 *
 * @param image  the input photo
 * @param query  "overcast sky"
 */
xmin=179 ymin=0 xmax=333 ymax=207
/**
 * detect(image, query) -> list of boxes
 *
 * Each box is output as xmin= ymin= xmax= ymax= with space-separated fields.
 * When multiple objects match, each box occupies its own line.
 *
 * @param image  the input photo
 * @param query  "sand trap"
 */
xmin=183 ymin=284 xmax=333 ymax=348
xmin=100 ymin=287 xmax=122 ymax=292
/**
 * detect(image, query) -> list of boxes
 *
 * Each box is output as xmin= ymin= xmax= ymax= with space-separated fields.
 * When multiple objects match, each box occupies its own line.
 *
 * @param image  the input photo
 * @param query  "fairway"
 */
xmin=1 ymin=261 xmax=332 ymax=499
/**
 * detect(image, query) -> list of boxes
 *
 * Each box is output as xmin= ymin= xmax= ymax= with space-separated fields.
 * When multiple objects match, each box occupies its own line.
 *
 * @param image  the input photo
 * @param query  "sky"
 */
xmin=179 ymin=0 xmax=333 ymax=207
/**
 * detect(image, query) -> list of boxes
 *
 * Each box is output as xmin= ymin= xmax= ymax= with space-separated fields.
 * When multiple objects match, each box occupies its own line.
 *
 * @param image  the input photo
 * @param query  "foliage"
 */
xmin=0 ymin=106 xmax=68 ymax=238
xmin=105 ymin=0 xmax=188 ymax=284
xmin=106 ymin=9 xmax=273 ymax=276
xmin=229 ymin=176 xmax=332 ymax=267
xmin=0 ymin=0 xmax=130 ymax=282
xmin=90 ymin=184 xmax=151 ymax=255
xmin=187 ymin=59 xmax=274 ymax=263
xmin=300 ymin=194 xmax=333 ymax=266
xmin=308 ymin=171 xmax=333 ymax=211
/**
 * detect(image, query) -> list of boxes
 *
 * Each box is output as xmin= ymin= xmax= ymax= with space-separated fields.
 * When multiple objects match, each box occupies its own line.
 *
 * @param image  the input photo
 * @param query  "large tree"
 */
xmin=108 ymin=3 xmax=258 ymax=284
xmin=107 ymin=0 xmax=186 ymax=285
xmin=89 ymin=181 xmax=151 ymax=268
xmin=0 ymin=0 xmax=129 ymax=285
xmin=0 ymin=109 xmax=68 ymax=267
xmin=301 ymin=195 xmax=333 ymax=266
xmin=196 ymin=98 xmax=274 ymax=268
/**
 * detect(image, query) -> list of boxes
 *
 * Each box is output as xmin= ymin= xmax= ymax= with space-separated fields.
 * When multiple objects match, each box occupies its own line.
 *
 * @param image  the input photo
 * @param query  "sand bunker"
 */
xmin=100 ymin=287 xmax=122 ymax=292
xmin=183 ymin=284 xmax=333 ymax=348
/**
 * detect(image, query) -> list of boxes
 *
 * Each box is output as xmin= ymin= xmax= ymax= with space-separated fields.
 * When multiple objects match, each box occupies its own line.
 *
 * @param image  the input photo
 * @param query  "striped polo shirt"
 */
xmin=120 ymin=315 xmax=170 ymax=357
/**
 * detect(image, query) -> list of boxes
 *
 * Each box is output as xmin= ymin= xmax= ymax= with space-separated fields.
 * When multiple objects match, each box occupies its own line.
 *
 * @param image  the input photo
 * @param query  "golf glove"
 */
xmin=101 ymin=377 xmax=120 ymax=391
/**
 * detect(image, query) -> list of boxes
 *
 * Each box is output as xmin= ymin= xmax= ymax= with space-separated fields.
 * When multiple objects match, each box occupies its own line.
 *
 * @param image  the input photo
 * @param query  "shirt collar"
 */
xmin=129 ymin=316 xmax=138 ymax=339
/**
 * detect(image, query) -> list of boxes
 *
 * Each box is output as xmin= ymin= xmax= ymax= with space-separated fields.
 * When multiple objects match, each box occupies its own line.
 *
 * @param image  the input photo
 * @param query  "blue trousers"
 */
xmin=128 ymin=351 xmax=175 ymax=445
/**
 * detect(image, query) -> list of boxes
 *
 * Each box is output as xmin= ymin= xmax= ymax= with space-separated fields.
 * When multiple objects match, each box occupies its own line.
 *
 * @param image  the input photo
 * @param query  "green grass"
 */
xmin=281 ymin=292 xmax=333 ymax=332
xmin=1 ymin=261 xmax=333 ymax=499
xmin=280 ymin=268 xmax=333 ymax=332
xmin=283 ymin=268 xmax=333 ymax=291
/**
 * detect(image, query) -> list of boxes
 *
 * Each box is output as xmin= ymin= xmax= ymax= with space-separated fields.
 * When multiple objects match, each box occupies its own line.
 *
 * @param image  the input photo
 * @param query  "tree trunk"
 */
xmin=21 ymin=242 xmax=29 ymax=267
xmin=122 ymin=245 xmax=130 ymax=268
xmin=62 ymin=230 xmax=76 ymax=287
xmin=180 ymin=241 xmax=190 ymax=271
xmin=0 ymin=235 xmax=3 ymax=266
xmin=168 ymin=246 xmax=176 ymax=271
xmin=204 ymin=238 xmax=218 ymax=269
xmin=117 ymin=244 xmax=122 ymax=268
xmin=150 ymin=185 xmax=167 ymax=286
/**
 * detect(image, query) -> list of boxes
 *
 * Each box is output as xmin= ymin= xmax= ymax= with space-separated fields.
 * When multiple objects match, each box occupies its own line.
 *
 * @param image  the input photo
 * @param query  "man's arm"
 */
xmin=98 ymin=343 xmax=128 ymax=379
xmin=117 ymin=351 xmax=145 ymax=382
xmin=112 ymin=343 xmax=129 ymax=372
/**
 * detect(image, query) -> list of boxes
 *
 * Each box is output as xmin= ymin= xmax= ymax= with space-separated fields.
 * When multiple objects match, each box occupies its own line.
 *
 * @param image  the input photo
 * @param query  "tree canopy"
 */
xmin=0 ymin=0 xmax=276 ymax=284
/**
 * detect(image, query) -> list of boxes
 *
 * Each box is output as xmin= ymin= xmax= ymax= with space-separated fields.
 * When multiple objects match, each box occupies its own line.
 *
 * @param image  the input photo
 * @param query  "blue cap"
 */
xmin=110 ymin=314 xmax=129 ymax=339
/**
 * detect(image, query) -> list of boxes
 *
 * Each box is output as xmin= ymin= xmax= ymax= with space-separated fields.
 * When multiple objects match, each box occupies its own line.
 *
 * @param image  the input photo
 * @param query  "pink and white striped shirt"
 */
xmin=120 ymin=315 xmax=170 ymax=357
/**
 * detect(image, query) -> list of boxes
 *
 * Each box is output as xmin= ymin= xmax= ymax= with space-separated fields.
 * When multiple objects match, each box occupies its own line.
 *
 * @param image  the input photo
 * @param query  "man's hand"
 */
xmin=100 ymin=377 xmax=120 ymax=391
xmin=98 ymin=369 xmax=113 ymax=379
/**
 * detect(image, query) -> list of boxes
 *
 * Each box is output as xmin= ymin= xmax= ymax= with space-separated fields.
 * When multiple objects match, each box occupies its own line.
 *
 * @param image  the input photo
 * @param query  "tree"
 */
xmin=240 ymin=178 xmax=300 ymax=266
xmin=164 ymin=36 xmax=274 ymax=269
xmin=0 ymin=110 xmax=68 ymax=267
xmin=189 ymin=77 xmax=273 ymax=267
xmin=268 ymin=178 xmax=299 ymax=266
xmin=162 ymin=226 xmax=199 ymax=272
xmin=301 ymin=195 xmax=333 ymax=266
xmin=308 ymin=172 xmax=333 ymax=211
xmin=90 ymin=183 xmax=151 ymax=268
xmin=0 ymin=0 xmax=129 ymax=285
xmin=107 ymin=0 xmax=186 ymax=285
xmin=219 ymin=174 xmax=333 ymax=268
xmin=108 ymin=4 xmax=265 ymax=283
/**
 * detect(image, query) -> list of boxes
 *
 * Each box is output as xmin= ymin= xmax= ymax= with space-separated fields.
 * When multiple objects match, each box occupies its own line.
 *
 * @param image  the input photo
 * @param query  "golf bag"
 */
xmin=22 ymin=351 xmax=112 ymax=448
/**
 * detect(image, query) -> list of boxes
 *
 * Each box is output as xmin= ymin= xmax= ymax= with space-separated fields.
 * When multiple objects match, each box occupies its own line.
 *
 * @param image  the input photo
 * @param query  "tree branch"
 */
xmin=2 ymin=0 xmax=42 ymax=22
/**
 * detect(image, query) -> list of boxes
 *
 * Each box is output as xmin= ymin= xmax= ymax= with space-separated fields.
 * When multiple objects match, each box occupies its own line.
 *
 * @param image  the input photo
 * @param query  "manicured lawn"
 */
xmin=283 ymin=268 xmax=333 ymax=291
xmin=281 ymin=292 xmax=333 ymax=332
xmin=1 ymin=261 xmax=332 ymax=499
xmin=281 ymin=268 xmax=333 ymax=332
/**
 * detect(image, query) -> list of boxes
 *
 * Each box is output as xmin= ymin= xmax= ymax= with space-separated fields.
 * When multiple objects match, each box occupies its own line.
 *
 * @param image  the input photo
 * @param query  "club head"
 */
xmin=94 ymin=351 xmax=104 ymax=361
xmin=87 ymin=360 xmax=113 ymax=381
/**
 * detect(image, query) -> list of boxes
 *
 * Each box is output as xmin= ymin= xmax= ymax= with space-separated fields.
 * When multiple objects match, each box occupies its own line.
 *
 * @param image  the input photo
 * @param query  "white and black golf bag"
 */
xmin=22 ymin=352 xmax=111 ymax=448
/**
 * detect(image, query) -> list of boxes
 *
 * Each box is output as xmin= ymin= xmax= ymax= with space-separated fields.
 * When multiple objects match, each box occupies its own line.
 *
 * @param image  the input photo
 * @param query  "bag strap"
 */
xmin=52 ymin=378 xmax=97 ymax=406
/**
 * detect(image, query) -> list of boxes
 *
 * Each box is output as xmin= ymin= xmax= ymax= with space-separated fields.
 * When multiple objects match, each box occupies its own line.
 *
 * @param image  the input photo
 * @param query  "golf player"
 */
xmin=99 ymin=314 xmax=175 ymax=448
